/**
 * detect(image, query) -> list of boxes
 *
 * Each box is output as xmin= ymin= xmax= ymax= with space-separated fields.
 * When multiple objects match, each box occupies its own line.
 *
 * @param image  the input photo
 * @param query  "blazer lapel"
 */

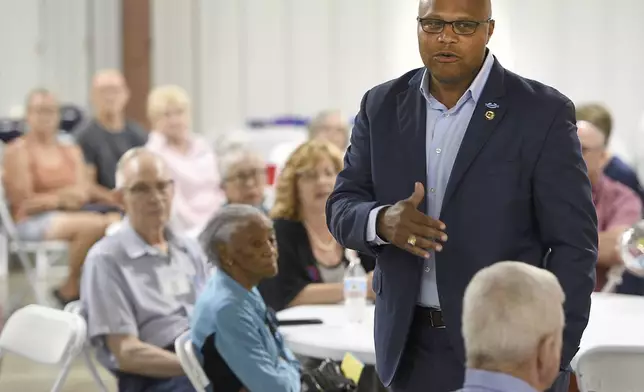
xmin=442 ymin=60 xmax=508 ymax=209
xmin=396 ymin=70 xmax=428 ymax=214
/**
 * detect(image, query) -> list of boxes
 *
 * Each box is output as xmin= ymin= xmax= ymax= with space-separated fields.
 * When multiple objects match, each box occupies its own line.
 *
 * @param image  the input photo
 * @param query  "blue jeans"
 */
xmin=117 ymin=372 xmax=195 ymax=392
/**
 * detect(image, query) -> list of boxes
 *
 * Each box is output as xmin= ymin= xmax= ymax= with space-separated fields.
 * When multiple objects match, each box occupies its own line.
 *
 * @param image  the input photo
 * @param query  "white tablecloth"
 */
xmin=277 ymin=293 xmax=644 ymax=369
xmin=278 ymin=304 xmax=377 ymax=365
xmin=572 ymin=292 xmax=644 ymax=369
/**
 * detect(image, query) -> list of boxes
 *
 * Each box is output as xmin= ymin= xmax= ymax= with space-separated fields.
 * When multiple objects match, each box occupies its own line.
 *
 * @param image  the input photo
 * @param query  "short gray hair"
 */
xmin=307 ymin=109 xmax=346 ymax=133
xmin=462 ymin=261 xmax=565 ymax=368
xmin=199 ymin=204 xmax=269 ymax=267
xmin=217 ymin=147 xmax=264 ymax=180
xmin=114 ymin=147 xmax=163 ymax=189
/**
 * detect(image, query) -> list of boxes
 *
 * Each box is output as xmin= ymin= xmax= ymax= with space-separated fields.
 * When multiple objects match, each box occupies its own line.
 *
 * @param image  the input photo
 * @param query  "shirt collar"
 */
xmin=463 ymin=369 xmax=538 ymax=392
xmin=119 ymin=218 xmax=187 ymax=259
xmin=419 ymin=49 xmax=495 ymax=105
xmin=213 ymin=267 xmax=264 ymax=305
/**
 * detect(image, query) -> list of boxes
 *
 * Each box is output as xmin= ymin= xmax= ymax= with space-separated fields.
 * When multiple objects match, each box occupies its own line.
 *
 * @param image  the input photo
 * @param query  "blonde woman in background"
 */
xmin=145 ymin=85 xmax=225 ymax=235
xmin=258 ymin=140 xmax=375 ymax=311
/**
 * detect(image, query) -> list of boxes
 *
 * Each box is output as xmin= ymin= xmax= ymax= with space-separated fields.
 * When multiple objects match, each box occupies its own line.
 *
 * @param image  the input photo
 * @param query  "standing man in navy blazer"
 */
xmin=326 ymin=0 xmax=598 ymax=391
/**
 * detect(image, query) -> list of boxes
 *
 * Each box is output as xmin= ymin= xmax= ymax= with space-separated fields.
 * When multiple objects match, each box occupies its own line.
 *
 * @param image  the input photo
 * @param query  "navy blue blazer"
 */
xmin=326 ymin=59 xmax=598 ymax=386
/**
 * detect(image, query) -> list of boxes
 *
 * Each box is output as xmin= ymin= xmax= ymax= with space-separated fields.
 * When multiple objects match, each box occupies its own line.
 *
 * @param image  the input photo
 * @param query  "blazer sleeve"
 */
xmin=326 ymin=90 xmax=381 ymax=257
xmin=532 ymin=99 xmax=598 ymax=369
xmin=258 ymin=220 xmax=312 ymax=311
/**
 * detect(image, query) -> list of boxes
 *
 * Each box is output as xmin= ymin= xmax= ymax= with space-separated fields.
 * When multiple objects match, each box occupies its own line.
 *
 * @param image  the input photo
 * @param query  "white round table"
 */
xmin=277 ymin=293 xmax=644 ymax=369
xmin=278 ymin=304 xmax=376 ymax=365
xmin=572 ymin=292 xmax=644 ymax=369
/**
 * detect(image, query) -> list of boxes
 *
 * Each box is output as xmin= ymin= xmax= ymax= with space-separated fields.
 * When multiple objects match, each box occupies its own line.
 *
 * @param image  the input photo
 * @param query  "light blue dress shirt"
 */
xmin=191 ymin=268 xmax=301 ymax=392
xmin=367 ymin=52 xmax=495 ymax=308
xmin=456 ymin=369 xmax=538 ymax=392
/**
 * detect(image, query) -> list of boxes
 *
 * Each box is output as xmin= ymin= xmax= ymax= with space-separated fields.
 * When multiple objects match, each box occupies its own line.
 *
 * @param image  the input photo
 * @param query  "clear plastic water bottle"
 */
xmin=344 ymin=249 xmax=368 ymax=323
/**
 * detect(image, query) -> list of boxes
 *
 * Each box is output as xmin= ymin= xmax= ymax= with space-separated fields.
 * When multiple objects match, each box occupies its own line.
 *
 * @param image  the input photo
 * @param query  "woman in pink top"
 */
xmin=145 ymin=85 xmax=225 ymax=235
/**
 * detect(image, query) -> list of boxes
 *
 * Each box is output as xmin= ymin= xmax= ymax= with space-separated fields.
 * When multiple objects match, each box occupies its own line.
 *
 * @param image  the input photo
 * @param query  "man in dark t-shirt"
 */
xmin=76 ymin=119 xmax=147 ymax=189
xmin=76 ymin=70 xmax=148 ymax=203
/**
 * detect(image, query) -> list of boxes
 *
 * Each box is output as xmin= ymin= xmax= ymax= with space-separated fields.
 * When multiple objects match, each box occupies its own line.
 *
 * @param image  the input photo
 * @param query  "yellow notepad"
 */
xmin=341 ymin=352 xmax=365 ymax=384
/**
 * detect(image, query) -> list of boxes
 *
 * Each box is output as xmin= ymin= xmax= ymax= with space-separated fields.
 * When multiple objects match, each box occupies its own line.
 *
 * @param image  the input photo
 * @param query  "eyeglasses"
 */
xmin=225 ymin=168 xmax=266 ymax=185
xmin=297 ymin=168 xmax=337 ymax=183
xmin=417 ymin=17 xmax=492 ymax=36
xmin=125 ymin=179 xmax=174 ymax=196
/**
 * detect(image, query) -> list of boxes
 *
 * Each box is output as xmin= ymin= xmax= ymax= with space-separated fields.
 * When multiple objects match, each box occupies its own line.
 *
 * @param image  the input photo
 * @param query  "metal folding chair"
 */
xmin=63 ymin=301 xmax=109 ymax=392
xmin=576 ymin=345 xmax=644 ymax=392
xmin=175 ymin=330 xmax=210 ymax=392
xmin=0 ymin=181 xmax=69 ymax=311
xmin=0 ymin=304 xmax=87 ymax=392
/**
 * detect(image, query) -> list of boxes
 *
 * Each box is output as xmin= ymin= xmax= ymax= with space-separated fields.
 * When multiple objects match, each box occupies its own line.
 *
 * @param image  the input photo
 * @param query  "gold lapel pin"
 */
xmin=485 ymin=110 xmax=495 ymax=120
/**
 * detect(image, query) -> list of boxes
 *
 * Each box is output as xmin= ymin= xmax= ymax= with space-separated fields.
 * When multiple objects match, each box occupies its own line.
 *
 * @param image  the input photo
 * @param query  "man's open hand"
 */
xmin=376 ymin=182 xmax=447 ymax=258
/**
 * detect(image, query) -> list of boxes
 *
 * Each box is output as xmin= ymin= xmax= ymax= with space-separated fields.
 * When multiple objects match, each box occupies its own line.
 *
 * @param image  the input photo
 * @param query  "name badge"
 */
xmin=157 ymin=267 xmax=191 ymax=297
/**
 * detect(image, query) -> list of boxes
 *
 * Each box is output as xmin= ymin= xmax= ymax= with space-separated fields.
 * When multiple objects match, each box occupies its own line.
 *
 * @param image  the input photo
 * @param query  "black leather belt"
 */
xmin=414 ymin=306 xmax=445 ymax=328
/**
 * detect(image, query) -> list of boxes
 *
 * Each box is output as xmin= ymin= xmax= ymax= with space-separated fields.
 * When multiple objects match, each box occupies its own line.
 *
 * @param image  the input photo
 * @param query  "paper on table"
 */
xmin=341 ymin=352 xmax=365 ymax=383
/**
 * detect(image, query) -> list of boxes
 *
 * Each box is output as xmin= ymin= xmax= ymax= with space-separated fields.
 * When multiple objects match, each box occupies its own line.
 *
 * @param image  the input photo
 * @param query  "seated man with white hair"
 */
xmin=81 ymin=148 xmax=210 ymax=392
xmin=457 ymin=261 xmax=566 ymax=392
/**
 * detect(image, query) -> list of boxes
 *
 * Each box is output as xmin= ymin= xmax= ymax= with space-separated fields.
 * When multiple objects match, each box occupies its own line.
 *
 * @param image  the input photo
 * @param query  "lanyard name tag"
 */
xmin=157 ymin=267 xmax=191 ymax=297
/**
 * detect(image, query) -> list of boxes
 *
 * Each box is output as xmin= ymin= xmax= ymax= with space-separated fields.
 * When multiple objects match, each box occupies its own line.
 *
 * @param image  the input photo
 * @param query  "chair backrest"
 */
xmin=0 ymin=304 xmax=86 ymax=364
xmin=576 ymin=345 xmax=644 ymax=392
xmin=174 ymin=330 xmax=210 ymax=392
xmin=59 ymin=105 xmax=84 ymax=134
xmin=0 ymin=180 xmax=21 ymax=241
xmin=64 ymin=300 xmax=86 ymax=317
xmin=0 ymin=118 xmax=23 ymax=144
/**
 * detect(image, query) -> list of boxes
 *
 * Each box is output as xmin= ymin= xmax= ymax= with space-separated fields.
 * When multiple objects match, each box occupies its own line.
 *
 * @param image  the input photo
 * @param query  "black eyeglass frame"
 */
xmin=417 ymin=17 xmax=493 ymax=36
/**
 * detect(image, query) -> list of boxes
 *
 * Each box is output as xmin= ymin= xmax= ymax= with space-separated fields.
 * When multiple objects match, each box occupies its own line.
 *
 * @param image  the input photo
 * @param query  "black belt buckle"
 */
xmin=428 ymin=309 xmax=445 ymax=329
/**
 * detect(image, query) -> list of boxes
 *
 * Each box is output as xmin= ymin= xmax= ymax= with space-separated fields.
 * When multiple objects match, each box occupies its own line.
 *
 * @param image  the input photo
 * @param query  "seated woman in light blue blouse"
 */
xmin=191 ymin=204 xmax=301 ymax=392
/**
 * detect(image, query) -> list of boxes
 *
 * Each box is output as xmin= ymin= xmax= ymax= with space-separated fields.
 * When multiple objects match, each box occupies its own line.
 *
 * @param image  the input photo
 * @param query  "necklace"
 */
xmin=304 ymin=223 xmax=337 ymax=252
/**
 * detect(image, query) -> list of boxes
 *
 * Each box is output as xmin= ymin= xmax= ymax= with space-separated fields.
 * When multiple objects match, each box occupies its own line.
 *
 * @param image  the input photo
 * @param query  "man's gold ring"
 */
xmin=407 ymin=234 xmax=417 ymax=247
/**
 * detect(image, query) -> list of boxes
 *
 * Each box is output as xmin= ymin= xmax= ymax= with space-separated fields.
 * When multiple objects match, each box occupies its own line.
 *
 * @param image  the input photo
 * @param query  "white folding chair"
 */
xmin=0 ymin=304 xmax=87 ymax=392
xmin=0 ymin=181 xmax=69 ymax=280
xmin=0 ymin=181 xmax=68 ymax=312
xmin=174 ymin=330 xmax=210 ymax=392
xmin=63 ymin=300 xmax=109 ymax=392
xmin=576 ymin=345 xmax=644 ymax=392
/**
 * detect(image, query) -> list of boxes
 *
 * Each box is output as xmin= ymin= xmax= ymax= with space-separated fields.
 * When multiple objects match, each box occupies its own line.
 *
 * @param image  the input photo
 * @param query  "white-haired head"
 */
xmin=218 ymin=146 xmax=265 ymax=181
xmin=199 ymin=204 xmax=269 ymax=267
xmin=114 ymin=147 xmax=165 ymax=189
xmin=462 ymin=261 xmax=565 ymax=371
xmin=307 ymin=109 xmax=350 ymax=150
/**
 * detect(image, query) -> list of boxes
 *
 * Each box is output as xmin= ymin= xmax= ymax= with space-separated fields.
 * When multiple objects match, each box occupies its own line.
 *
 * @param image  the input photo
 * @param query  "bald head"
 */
xmin=418 ymin=0 xmax=491 ymax=19
xmin=92 ymin=69 xmax=129 ymax=114
xmin=93 ymin=69 xmax=126 ymax=88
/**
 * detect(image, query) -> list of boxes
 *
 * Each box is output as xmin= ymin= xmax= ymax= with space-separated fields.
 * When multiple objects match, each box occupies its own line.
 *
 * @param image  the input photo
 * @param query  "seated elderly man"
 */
xmin=457 ymin=261 xmax=565 ymax=392
xmin=191 ymin=204 xmax=301 ymax=392
xmin=80 ymin=148 xmax=210 ymax=392
xmin=219 ymin=147 xmax=268 ymax=213
xmin=577 ymin=120 xmax=643 ymax=291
